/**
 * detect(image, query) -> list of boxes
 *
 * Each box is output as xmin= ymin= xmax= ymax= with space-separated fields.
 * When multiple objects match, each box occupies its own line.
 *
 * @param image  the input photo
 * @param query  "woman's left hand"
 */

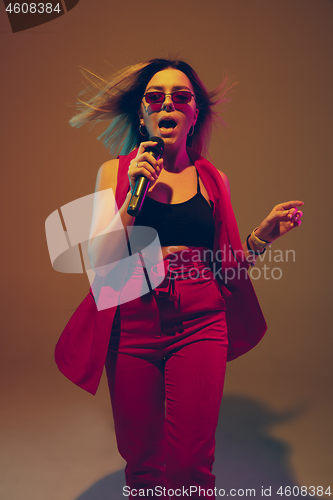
xmin=255 ymin=200 xmax=304 ymax=243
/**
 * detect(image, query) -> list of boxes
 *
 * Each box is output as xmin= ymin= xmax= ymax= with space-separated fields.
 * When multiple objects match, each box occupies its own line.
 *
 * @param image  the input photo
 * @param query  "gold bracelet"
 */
xmin=250 ymin=227 xmax=271 ymax=249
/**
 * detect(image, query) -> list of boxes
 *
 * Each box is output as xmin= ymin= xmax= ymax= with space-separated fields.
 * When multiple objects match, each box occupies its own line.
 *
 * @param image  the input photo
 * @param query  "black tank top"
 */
xmin=134 ymin=170 xmax=215 ymax=250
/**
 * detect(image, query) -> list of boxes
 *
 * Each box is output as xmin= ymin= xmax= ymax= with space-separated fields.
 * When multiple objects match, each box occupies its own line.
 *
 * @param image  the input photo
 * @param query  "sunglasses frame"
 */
xmin=143 ymin=90 xmax=195 ymax=105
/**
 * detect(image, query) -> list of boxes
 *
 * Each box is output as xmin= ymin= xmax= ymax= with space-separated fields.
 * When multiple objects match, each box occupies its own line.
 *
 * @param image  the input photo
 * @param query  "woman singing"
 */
xmin=55 ymin=59 xmax=303 ymax=499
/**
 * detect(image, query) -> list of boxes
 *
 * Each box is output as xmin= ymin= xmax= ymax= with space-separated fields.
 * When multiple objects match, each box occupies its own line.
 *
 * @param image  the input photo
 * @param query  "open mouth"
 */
xmin=159 ymin=119 xmax=177 ymax=129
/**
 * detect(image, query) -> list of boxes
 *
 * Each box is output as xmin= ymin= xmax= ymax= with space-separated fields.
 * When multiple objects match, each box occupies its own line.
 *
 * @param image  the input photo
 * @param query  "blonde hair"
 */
xmin=70 ymin=59 xmax=236 ymax=157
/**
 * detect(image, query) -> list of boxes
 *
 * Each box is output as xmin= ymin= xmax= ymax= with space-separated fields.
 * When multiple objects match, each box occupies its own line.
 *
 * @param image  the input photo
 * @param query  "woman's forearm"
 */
xmin=88 ymin=191 xmax=135 ymax=276
xmin=242 ymin=228 xmax=268 ymax=267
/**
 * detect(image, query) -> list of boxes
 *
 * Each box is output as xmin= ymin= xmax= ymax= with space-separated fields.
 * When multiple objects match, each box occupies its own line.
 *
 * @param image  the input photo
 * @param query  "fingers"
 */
xmin=267 ymin=200 xmax=304 ymax=221
xmin=283 ymin=205 xmax=304 ymax=227
xmin=266 ymin=205 xmax=304 ymax=225
xmin=286 ymin=207 xmax=302 ymax=218
xmin=289 ymin=210 xmax=303 ymax=226
xmin=278 ymin=200 xmax=304 ymax=210
xmin=128 ymin=147 xmax=164 ymax=189
xmin=130 ymin=159 xmax=157 ymax=183
xmin=137 ymin=140 xmax=159 ymax=155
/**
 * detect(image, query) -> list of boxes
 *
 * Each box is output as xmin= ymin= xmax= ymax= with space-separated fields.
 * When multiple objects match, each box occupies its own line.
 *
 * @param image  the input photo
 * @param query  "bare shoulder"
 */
xmin=95 ymin=158 xmax=120 ymax=192
xmin=217 ymin=169 xmax=230 ymax=198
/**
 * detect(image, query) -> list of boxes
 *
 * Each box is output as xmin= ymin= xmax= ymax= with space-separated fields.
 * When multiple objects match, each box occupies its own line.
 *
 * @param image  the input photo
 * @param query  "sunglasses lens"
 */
xmin=172 ymin=91 xmax=192 ymax=103
xmin=145 ymin=92 xmax=164 ymax=103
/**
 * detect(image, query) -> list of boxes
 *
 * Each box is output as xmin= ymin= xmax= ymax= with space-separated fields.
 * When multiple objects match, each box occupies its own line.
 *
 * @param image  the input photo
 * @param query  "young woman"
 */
xmin=55 ymin=59 xmax=303 ymax=499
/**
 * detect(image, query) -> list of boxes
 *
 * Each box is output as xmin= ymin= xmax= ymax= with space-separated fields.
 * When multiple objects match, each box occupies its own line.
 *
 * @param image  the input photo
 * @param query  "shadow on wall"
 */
xmin=214 ymin=395 xmax=317 ymax=499
xmin=76 ymin=395 xmax=317 ymax=500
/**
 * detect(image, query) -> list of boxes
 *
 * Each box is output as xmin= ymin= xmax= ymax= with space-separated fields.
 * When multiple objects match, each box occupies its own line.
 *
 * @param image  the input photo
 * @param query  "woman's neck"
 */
xmin=162 ymin=145 xmax=192 ymax=173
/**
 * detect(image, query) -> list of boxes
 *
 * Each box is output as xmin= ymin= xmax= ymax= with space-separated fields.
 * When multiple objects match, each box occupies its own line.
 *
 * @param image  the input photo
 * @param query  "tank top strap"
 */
xmin=196 ymin=168 xmax=201 ymax=194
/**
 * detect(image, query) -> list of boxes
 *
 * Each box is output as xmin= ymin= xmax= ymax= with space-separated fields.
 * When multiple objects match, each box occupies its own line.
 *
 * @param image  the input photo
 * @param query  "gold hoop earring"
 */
xmin=188 ymin=125 xmax=195 ymax=137
xmin=139 ymin=124 xmax=148 ymax=136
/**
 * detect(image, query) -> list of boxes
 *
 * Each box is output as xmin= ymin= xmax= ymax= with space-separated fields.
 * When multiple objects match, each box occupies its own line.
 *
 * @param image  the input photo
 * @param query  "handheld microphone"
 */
xmin=127 ymin=136 xmax=164 ymax=217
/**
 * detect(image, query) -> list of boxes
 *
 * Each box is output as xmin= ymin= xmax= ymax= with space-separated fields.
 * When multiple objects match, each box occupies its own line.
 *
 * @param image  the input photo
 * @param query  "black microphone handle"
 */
xmin=127 ymin=175 xmax=150 ymax=217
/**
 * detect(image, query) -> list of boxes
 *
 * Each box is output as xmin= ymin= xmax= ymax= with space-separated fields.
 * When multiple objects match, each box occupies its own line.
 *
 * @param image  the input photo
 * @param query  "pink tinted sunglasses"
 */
xmin=143 ymin=90 xmax=195 ymax=104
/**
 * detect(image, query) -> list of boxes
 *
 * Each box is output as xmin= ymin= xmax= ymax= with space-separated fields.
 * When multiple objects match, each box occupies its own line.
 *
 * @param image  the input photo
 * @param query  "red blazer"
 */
xmin=55 ymin=148 xmax=267 ymax=395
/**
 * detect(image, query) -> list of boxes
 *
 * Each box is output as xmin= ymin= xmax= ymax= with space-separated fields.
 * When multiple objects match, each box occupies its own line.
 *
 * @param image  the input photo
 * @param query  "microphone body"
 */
xmin=127 ymin=137 xmax=164 ymax=217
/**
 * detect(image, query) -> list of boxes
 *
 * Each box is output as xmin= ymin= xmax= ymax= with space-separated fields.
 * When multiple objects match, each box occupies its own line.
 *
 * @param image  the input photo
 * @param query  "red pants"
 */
xmin=105 ymin=251 xmax=228 ymax=499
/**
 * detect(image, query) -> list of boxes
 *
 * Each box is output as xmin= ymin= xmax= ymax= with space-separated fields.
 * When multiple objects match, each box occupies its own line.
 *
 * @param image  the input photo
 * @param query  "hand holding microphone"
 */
xmin=127 ymin=137 xmax=164 ymax=216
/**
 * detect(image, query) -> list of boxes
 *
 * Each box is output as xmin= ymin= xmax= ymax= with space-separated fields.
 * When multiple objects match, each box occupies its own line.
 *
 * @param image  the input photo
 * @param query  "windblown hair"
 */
xmin=70 ymin=58 xmax=236 ymax=157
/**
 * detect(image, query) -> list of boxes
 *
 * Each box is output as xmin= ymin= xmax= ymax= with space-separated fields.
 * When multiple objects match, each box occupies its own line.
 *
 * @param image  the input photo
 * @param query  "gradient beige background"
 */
xmin=0 ymin=1 xmax=332 ymax=499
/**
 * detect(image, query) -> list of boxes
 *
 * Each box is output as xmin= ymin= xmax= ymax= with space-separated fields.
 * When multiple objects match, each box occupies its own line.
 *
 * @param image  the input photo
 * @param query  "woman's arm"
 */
xmin=88 ymin=159 xmax=136 ymax=276
xmin=88 ymin=141 xmax=164 ymax=276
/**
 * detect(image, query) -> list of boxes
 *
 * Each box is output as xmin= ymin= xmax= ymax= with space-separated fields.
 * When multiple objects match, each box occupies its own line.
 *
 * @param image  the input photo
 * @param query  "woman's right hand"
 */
xmin=128 ymin=141 xmax=164 ymax=192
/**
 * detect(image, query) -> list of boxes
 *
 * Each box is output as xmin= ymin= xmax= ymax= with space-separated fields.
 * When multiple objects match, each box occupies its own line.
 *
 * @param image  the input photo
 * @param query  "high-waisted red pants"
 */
xmin=105 ymin=250 xmax=228 ymax=499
